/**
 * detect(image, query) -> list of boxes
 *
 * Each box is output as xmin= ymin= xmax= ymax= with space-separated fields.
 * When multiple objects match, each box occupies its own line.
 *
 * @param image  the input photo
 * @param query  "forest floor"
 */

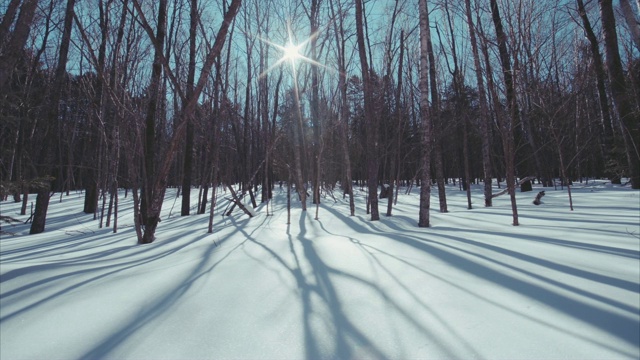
xmin=1 ymin=180 xmax=639 ymax=359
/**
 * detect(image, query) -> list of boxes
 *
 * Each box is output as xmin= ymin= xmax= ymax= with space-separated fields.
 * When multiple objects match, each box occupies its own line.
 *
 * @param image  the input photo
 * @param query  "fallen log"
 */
xmin=491 ymin=176 xmax=536 ymax=199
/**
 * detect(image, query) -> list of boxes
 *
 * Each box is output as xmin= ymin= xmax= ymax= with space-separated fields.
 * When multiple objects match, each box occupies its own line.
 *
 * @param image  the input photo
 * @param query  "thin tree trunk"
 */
xmin=424 ymin=6 xmax=446 ymax=214
xmin=329 ymin=0 xmax=354 ymax=216
xmin=291 ymin=90 xmax=307 ymax=211
xmin=309 ymin=0 xmax=322 ymax=206
xmin=418 ymin=0 xmax=433 ymax=227
xmin=355 ymin=0 xmax=379 ymax=221
xmin=20 ymin=189 xmax=28 ymax=215
xmin=489 ymin=0 xmax=519 ymax=225
xmin=464 ymin=0 xmax=493 ymax=206
xmin=388 ymin=30 xmax=404 ymax=217
xmin=287 ymin=169 xmax=291 ymax=225
xmin=131 ymin=186 xmax=143 ymax=243
xmin=181 ymin=0 xmax=199 ymax=216
xmin=113 ymin=184 xmax=118 ymax=233
xmin=463 ymin=116 xmax=472 ymax=210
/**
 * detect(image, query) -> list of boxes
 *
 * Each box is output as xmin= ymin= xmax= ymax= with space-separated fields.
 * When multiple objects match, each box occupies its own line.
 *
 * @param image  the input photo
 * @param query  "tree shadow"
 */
xmin=0 ymin=213 xmax=244 ymax=339
xmin=320 ymin=204 xmax=640 ymax=357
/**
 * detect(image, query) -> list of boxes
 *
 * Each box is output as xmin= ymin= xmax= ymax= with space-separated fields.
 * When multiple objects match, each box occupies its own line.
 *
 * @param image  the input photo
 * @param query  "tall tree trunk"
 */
xmin=490 ymin=0 xmax=519 ymax=225
xmin=355 ymin=0 xmax=379 ymax=221
xmin=0 ymin=0 xmax=38 ymax=91
xmin=423 ymin=5 xmax=447 ymax=213
xmin=310 ymin=0 xmax=322 ymax=205
xmin=598 ymin=0 xmax=640 ymax=189
xmin=139 ymin=0 xmax=167 ymax=243
xmin=418 ymin=0 xmax=433 ymax=227
xmin=30 ymin=0 xmax=76 ymax=234
xmin=84 ymin=0 xmax=110 ymax=214
xmin=291 ymin=89 xmax=307 ymax=210
xmin=576 ymin=0 xmax=618 ymax=183
xmin=619 ymin=0 xmax=640 ymax=52
xmin=388 ymin=30 xmax=404 ymax=217
xmin=181 ymin=0 xmax=199 ymax=216
xmin=0 ymin=0 xmax=22 ymax=47
xmin=329 ymin=0 xmax=354 ymax=216
xmin=443 ymin=0 xmax=471 ymax=209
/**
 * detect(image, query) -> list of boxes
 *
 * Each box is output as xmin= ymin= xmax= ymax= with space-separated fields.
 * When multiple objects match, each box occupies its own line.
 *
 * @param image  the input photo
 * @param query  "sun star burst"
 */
xmin=257 ymin=22 xmax=327 ymax=79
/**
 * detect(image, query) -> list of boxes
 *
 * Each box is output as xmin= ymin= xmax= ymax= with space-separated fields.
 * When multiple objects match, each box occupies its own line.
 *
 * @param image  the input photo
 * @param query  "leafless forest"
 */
xmin=1 ymin=0 xmax=638 ymax=242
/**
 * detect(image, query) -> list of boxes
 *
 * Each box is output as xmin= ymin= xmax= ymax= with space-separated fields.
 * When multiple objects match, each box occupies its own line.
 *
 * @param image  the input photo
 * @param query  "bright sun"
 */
xmin=282 ymin=41 xmax=302 ymax=62
xmin=256 ymin=21 xmax=327 ymax=79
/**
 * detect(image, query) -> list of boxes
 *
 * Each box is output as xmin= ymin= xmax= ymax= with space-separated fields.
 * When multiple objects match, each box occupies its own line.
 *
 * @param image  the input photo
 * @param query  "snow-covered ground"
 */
xmin=1 ymin=181 xmax=639 ymax=359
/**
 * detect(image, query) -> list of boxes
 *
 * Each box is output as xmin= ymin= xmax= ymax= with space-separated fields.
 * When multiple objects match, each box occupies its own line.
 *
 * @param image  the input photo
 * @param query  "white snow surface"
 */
xmin=1 ymin=181 xmax=639 ymax=360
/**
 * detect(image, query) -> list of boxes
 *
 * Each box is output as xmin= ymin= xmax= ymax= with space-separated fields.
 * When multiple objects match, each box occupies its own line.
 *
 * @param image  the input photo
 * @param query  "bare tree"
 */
xmin=30 ymin=0 xmax=77 ymax=234
xmin=329 ymin=0 xmax=355 ymax=216
xmin=387 ymin=29 xmax=404 ymax=217
xmin=464 ymin=0 xmax=493 ymax=207
xmin=418 ymin=0 xmax=432 ymax=228
xmin=490 ymin=0 xmax=520 ymax=225
xmin=180 ymin=0 xmax=199 ymax=216
xmin=133 ymin=0 xmax=242 ymax=243
xmin=427 ymin=19 xmax=447 ymax=214
xmin=355 ymin=0 xmax=379 ymax=221
xmin=575 ymin=0 xmax=619 ymax=183
xmin=0 ymin=0 xmax=38 ymax=91
xmin=598 ymin=0 xmax=640 ymax=189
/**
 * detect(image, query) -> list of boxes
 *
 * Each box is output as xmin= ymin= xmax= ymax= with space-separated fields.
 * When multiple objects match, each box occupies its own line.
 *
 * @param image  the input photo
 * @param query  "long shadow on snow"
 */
xmin=0 ymin=228 xmax=130 ymax=263
xmin=237 ymin=209 xmax=396 ymax=359
xmin=386 ymin=215 xmax=639 ymax=292
xmin=296 ymin=211 xmax=409 ymax=359
xmin=394 ymin=211 xmax=639 ymax=259
xmin=323 ymin=207 xmax=638 ymax=358
xmin=454 ymin=207 xmax=638 ymax=227
xmin=325 ymin=207 xmax=640 ymax=351
xmin=316 ymin=209 xmax=480 ymax=358
xmin=0 ymin=217 xmax=241 ymax=328
xmin=77 ymin=220 xmax=252 ymax=359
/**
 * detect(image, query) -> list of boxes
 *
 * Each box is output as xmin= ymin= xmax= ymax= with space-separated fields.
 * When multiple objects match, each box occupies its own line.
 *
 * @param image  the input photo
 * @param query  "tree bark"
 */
xmin=29 ymin=189 xmax=51 ymax=234
xmin=181 ymin=0 xmax=199 ymax=216
xmin=30 ymin=0 xmax=76 ymax=234
xmin=418 ymin=0 xmax=433 ymax=227
xmin=0 ymin=0 xmax=21 ymax=48
xmin=490 ymin=0 xmax=520 ymax=225
xmin=329 ymin=0 xmax=355 ymax=216
xmin=355 ymin=0 xmax=379 ymax=221
xmin=576 ymin=0 xmax=618 ymax=182
xmin=619 ymin=0 xmax=640 ymax=52
xmin=309 ymin=0 xmax=322 ymax=206
xmin=0 ymin=0 xmax=38 ymax=91
xmin=598 ymin=0 xmax=640 ymax=189
xmin=388 ymin=30 xmax=404 ymax=217
xmin=139 ymin=0 xmax=167 ymax=243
